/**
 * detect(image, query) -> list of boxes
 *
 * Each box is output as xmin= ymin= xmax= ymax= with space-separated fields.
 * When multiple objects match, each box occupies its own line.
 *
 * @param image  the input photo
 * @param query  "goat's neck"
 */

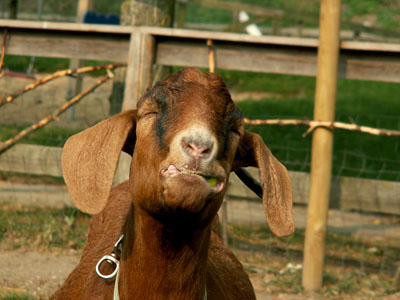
xmin=119 ymin=205 xmax=210 ymax=300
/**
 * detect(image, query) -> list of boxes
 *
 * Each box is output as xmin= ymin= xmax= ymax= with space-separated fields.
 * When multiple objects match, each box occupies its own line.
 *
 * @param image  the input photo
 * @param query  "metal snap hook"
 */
xmin=96 ymin=254 xmax=120 ymax=279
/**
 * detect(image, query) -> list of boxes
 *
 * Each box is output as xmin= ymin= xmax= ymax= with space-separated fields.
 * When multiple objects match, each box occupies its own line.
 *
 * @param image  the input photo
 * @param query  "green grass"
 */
xmin=0 ymin=206 xmax=90 ymax=251
xmin=182 ymin=0 xmax=400 ymax=33
xmin=219 ymin=71 xmax=400 ymax=181
xmin=2 ymin=56 xmax=69 ymax=74
xmin=230 ymin=223 xmax=400 ymax=297
xmin=0 ymin=292 xmax=36 ymax=300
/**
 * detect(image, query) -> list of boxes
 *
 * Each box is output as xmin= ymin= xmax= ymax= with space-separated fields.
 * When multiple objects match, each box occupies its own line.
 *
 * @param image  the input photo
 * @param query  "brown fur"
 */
xmin=51 ymin=68 xmax=294 ymax=299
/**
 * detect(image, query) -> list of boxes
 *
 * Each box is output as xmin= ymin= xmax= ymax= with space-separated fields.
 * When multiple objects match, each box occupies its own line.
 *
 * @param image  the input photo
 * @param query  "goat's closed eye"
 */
xmin=229 ymin=127 xmax=241 ymax=136
xmin=140 ymin=111 xmax=159 ymax=119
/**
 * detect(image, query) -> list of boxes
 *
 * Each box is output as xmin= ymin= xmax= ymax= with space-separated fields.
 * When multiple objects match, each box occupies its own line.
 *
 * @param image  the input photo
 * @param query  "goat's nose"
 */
xmin=181 ymin=138 xmax=213 ymax=159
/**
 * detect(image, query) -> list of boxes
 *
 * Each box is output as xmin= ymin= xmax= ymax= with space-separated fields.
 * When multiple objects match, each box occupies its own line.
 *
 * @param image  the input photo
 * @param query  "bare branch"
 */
xmin=0 ymin=29 xmax=7 ymax=75
xmin=207 ymin=39 xmax=215 ymax=73
xmin=0 ymin=63 xmax=126 ymax=107
xmin=0 ymin=75 xmax=111 ymax=154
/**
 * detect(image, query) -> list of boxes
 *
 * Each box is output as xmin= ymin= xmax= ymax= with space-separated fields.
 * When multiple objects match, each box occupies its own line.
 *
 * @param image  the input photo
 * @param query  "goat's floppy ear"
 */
xmin=62 ymin=110 xmax=137 ymax=215
xmin=232 ymin=131 xmax=294 ymax=237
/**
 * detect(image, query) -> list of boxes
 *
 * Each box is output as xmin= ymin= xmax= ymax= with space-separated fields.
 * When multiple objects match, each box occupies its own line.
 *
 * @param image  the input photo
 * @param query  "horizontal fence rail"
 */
xmin=1 ymin=143 xmax=399 ymax=215
xmin=1 ymin=20 xmax=400 ymax=83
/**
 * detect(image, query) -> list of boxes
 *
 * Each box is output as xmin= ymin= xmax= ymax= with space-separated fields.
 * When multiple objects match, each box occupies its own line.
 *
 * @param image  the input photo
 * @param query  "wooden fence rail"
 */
xmin=1 ymin=20 xmax=400 ymax=109
xmin=0 ymin=143 xmax=399 ymax=215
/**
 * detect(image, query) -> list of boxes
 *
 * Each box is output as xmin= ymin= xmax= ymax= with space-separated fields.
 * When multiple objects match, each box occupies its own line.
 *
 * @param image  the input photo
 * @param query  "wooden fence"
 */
xmin=1 ymin=19 xmax=399 ymax=212
xmin=0 ymin=143 xmax=399 ymax=215
xmin=1 ymin=20 xmax=400 ymax=111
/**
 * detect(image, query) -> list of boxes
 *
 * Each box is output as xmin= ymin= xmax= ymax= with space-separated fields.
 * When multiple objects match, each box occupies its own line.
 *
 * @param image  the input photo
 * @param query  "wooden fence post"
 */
xmin=114 ymin=0 xmax=175 ymax=184
xmin=113 ymin=32 xmax=155 ymax=185
xmin=121 ymin=32 xmax=155 ymax=111
xmin=302 ymin=0 xmax=341 ymax=292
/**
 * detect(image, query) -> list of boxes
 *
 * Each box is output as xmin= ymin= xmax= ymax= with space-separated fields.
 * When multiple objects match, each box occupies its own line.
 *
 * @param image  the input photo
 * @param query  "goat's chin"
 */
xmin=161 ymin=173 xmax=220 ymax=213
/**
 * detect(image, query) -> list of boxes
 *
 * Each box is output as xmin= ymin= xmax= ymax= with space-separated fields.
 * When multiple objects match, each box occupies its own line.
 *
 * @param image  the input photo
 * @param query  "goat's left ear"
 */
xmin=62 ymin=110 xmax=137 ymax=215
xmin=232 ymin=131 xmax=294 ymax=237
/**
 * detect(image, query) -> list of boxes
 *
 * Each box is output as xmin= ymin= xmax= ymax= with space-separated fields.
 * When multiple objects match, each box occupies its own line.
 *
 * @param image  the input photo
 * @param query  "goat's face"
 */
xmin=131 ymin=73 xmax=243 ymax=220
xmin=62 ymin=68 xmax=294 ymax=237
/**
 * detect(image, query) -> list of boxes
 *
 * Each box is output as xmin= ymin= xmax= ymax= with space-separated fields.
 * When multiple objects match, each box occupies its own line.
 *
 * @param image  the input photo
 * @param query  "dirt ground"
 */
xmin=0 ymin=249 xmax=282 ymax=299
xmin=1 ymin=248 xmax=399 ymax=300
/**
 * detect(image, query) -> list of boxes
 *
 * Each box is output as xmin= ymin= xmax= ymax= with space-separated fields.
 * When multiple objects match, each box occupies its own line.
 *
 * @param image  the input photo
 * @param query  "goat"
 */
xmin=51 ymin=68 xmax=294 ymax=300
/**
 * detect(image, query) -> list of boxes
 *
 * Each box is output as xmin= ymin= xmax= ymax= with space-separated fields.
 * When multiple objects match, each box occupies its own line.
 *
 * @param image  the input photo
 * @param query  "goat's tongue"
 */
xmin=165 ymin=165 xmax=180 ymax=176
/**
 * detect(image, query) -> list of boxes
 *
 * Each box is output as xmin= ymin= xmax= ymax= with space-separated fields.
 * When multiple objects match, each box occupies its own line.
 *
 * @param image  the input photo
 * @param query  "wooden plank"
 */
xmin=156 ymin=40 xmax=400 ymax=82
xmin=228 ymin=168 xmax=309 ymax=205
xmin=142 ymin=26 xmax=320 ymax=47
xmin=0 ymin=144 xmax=398 ymax=215
xmin=0 ymin=144 xmax=63 ymax=177
xmin=228 ymin=169 xmax=400 ymax=215
xmin=0 ymin=20 xmax=400 ymax=82
xmin=337 ymin=176 xmax=400 ymax=214
xmin=156 ymin=40 xmax=318 ymax=76
xmin=342 ymin=40 xmax=400 ymax=53
xmin=1 ymin=20 xmax=317 ymax=46
xmin=2 ymin=30 xmax=129 ymax=62
xmin=0 ymin=182 xmax=72 ymax=208
xmin=0 ymin=19 xmax=134 ymax=34
xmin=338 ymin=50 xmax=400 ymax=83
xmin=1 ymin=20 xmax=400 ymax=53
xmin=122 ymin=33 xmax=155 ymax=110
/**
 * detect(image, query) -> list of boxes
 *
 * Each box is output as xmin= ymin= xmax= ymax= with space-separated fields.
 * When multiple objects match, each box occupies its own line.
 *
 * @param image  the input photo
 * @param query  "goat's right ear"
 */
xmin=62 ymin=110 xmax=137 ymax=215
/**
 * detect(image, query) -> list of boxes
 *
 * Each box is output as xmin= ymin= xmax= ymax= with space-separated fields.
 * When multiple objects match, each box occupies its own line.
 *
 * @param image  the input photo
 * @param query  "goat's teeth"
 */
xmin=207 ymin=177 xmax=218 ymax=187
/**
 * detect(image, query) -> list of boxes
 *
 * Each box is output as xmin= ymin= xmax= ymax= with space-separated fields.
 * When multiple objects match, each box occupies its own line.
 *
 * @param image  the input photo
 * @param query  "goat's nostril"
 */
xmin=182 ymin=140 xmax=213 ymax=158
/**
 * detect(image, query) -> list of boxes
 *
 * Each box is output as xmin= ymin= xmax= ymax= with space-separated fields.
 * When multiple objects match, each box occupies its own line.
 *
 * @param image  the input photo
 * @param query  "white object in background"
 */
xmin=238 ymin=10 xmax=262 ymax=36
xmin=238 ymin=10 xmax=250 ymax=23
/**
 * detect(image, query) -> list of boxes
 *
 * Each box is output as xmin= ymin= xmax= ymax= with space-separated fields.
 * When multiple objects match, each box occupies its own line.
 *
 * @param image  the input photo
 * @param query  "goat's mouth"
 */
xmin=160 ymin=164 xmax=225 ymax=194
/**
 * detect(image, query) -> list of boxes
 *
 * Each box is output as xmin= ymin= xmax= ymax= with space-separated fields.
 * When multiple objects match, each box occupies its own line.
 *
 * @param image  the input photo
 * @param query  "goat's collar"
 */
xmin=96 ymin=235 xmax=208 ymax=300
xmin=95 ymin=234 xmax=124 ymax=280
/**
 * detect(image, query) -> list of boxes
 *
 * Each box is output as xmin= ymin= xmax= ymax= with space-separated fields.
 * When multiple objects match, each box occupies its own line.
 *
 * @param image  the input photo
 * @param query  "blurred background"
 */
xmin=0 ymin=1 xmax=400 ymax=299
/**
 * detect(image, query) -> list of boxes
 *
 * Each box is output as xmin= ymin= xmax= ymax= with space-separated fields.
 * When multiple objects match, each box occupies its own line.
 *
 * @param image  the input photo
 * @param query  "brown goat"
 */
xmin=51 ymin=68 xmax=294 ymax=300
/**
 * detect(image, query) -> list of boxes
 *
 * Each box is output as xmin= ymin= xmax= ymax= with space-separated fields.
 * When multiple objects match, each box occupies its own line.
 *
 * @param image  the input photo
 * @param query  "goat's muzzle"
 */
xmin=159 ymin=164 xmax=225 ymax=213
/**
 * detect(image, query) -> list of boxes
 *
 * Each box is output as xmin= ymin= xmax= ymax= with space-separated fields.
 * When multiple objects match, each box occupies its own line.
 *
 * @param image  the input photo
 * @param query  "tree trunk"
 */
xmin=109 ymin=0 xmax=175 ymax=116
